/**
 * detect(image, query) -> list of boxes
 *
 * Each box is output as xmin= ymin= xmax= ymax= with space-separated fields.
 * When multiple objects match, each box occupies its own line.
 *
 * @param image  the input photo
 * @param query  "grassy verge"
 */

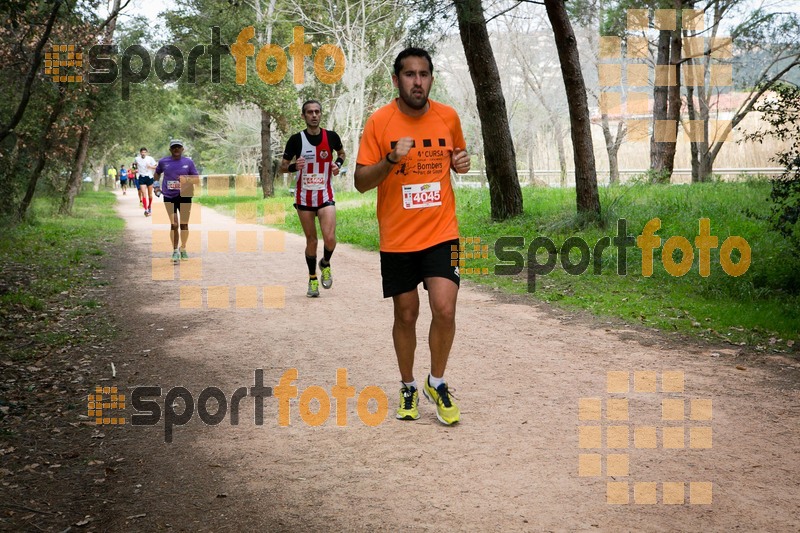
xmin=0 ymin=191 xmax=124 ymax=361
xmin=197 ymin=182 xmax=799 ymax=352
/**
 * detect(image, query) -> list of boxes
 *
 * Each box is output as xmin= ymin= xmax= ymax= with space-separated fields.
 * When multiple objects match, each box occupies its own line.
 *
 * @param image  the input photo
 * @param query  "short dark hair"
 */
xmin=301 ymin=99 xmax=322 ymax=114
xmin=140 ymin=147 xmax=147 ymax=152
xmin=393 ymin=47 xmax=433 ymax=77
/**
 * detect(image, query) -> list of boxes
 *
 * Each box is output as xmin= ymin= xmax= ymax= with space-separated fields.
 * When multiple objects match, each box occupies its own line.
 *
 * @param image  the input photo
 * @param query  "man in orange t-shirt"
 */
xmin=355 ymin=47 xmax=471 ymax=426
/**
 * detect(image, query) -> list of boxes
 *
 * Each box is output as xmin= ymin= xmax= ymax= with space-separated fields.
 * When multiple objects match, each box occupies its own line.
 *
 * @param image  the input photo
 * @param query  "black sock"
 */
xmin=305 ymin=255 xmax=317 ymax=276
xmin=322 ymin=247 xmax=334 ymax=265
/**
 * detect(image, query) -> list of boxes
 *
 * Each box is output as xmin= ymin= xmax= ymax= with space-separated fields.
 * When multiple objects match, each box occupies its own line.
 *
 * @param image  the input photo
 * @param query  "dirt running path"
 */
xmin=104 ymin=192 xmax=799 ymax=531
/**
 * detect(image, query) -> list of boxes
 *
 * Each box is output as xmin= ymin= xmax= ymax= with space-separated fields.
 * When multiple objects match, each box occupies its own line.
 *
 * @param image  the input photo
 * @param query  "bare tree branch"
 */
xmin=97 ymin=0 xmax=133 ymax=32
xmin=708 ymin=58 xmax=800 ymax=162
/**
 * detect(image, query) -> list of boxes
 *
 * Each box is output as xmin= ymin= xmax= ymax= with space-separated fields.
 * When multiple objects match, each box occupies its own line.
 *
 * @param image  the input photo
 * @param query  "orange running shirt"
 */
xmin=357 ymin=99 xmax=466 ymax=252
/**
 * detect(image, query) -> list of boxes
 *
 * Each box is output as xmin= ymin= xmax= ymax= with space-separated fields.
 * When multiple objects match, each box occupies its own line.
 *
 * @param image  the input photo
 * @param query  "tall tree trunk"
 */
xmin=454 ymin=0 xmax=522 ymax=220
xmin=650 ymin=29 xmax=671 ymax=175
xmin=686 ymin=83 xmax=701 ymax=182
xmin=698 ymin=150 xmax=713 ymax=181
xmin=600 ymin=114 xmax=622 ymax=185
xmin=59 ymin=124 xmax=91 ymax=215
xmin=0 ymin=0 xmax=63 ymax=145
xmin=477 ymin=147 xmax=487 ymax=188
xmin=260 ymin=108 xmax=274 ymax=198
xmin=663 ymin=2 xmax=684 ymax=177
xmin=697 ymin=78 xmax=712 ymax=182
xmin=554 ymin=122 xmax=567 ymax=187
xmin=528 ymin=122 xmax=535 ymax=184
xmin=544 ymin=0 xmax=600 ymax=218
xmin=67 ymin=119 xmax=92 ymax=196
xmin=17 ymin=84 xmax=67 ymax=220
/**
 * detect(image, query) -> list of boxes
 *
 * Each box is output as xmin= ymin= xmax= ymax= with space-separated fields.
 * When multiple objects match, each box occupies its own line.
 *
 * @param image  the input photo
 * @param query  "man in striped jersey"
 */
xmin=280 ymin=100 xmax=346 ymax=297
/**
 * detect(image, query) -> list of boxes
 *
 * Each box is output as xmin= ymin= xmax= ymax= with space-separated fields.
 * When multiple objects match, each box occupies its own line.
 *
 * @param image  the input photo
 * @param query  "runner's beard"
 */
xmin=400 ymin=87 xmax=428 ymax=110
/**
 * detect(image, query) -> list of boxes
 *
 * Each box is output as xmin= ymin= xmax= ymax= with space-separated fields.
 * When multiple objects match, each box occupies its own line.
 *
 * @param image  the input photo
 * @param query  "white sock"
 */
xmin=174 ymin=248 xmax=179 ymax=253
xmin=403 ymin=380 xmax=417 ymax=391
xmin=428 ymin=374 xmax=445 ymax=389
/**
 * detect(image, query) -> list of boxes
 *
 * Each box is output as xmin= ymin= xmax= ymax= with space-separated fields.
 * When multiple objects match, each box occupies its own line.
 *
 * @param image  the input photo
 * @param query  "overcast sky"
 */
xmin=102 ymin=0 xmax=800 ymax=30
xmin=98 ymin=0 xmax=165 ymax=25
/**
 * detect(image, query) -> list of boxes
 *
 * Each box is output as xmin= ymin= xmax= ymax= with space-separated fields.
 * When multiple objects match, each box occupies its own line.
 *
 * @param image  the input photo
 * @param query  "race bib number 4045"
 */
xmin=402 ymin=182 xmax=442 ymax=209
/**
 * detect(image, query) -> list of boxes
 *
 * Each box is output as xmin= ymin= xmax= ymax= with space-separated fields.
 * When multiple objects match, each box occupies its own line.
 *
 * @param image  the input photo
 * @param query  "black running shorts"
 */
xmin=164 ymin=195 xmax=192 ymax=212
xmin=379 ymin=239 xmax=460 ymax=298
xmin=294 ymin=200 xmax=335 ymax=212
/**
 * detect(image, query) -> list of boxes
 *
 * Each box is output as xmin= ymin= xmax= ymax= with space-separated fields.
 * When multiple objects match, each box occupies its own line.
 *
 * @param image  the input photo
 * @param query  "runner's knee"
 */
xmin=394 ymin=306 xmax=419 ymax=326
xmin=431 ymin=302 xmax=456 ymax=324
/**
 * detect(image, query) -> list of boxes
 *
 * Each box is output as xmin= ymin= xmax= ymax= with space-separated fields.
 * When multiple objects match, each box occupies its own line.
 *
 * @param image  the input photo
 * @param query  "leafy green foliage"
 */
xmin=746 ymin=83 xmax=800 ymax=263
xmin=0 ymin=1 xmax=106 ymax=216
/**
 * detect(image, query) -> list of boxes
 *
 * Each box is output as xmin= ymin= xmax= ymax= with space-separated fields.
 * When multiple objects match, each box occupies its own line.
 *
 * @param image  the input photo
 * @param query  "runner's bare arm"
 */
xmin=354 ymin=137 xmax=413 ymax=193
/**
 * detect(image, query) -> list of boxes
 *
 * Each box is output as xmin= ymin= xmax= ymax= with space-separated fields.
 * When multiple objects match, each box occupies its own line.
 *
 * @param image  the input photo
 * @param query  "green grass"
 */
xmin=0 ymin=191 xmax=124 ymax=361
xmin=197 ymin=182 xmax=800 ymax=351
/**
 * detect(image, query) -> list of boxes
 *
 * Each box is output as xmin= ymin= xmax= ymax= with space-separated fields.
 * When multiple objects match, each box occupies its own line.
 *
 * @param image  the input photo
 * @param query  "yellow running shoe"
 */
xmin=307 ymin=278 xmax=320 ymax=298
xmin=396 ymin=384 xmax=419 ymax=420
xmin=423 ymin=378 xmax=460 ymax=425
xmin=319 ymin=260 xmax=333 ymax=289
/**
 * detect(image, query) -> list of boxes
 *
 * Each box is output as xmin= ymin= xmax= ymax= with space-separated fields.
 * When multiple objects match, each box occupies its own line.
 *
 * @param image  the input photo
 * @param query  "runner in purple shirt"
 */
xmin=154 ymin=139 xmax=198 ymax=263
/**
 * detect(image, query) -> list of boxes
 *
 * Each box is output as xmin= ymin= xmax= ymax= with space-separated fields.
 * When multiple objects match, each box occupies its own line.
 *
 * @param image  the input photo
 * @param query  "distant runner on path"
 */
xmin=280 ymin=99 xmax=346 ymax=298
xmin=119 ymin=165 xmax=128 ymax=195
xmin=130 ymin=162 xmax=141 ymax=204
xmin=154 ymin=139 xmax=198 ymax=263
xmin=107 ymin=165 xmax=117 ymax=189
xmin=135 ymin=147 xmax=157 ymax=217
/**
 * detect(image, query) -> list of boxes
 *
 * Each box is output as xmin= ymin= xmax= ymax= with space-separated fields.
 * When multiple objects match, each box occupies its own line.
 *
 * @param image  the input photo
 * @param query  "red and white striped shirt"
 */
xmin=295 ymin=130 xmax=335 ymax=207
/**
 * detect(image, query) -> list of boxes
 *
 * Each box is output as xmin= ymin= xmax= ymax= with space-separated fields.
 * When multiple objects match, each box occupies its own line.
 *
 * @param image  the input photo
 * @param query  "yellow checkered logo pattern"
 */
xmin=578 ymin=371 xmax=713 ymax=505
xmin=599 ymin=9 xmax=732 ymax=144
xmin=45 ymin=45 xmax=83 ymax=83
xmin=451 ymin=237 xmax=489 ymax=275
xmin=150 ymin=174 xmax=287 ymax=308
xmin=88 ymin=386 xmax=126 ymax=425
